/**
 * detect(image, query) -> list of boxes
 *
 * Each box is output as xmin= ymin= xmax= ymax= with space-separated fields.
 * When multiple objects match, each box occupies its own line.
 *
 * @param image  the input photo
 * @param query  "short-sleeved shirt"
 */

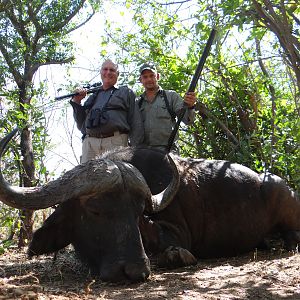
xmin=138 ymin=87 xmax=195 ymax=149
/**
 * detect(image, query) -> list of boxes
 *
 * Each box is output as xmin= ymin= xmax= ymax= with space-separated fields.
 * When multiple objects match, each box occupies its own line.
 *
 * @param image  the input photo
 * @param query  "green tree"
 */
xmin=99 ymin=0 xmax=299 ymax=189
xmin=0 ymin=0 xmax=99 ymax=247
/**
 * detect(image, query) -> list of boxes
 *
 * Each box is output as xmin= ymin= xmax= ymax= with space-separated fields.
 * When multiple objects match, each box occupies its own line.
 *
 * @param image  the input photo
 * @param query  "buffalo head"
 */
xmin=0 ymin=129 xmax=180 ymax=282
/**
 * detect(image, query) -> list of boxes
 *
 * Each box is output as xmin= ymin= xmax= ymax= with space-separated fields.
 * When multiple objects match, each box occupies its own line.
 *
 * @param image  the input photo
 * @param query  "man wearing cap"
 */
xmin=138 ymin=62 xmax=196 ymax=152
xmin=71 ymin=59 xmax=144 ymax=163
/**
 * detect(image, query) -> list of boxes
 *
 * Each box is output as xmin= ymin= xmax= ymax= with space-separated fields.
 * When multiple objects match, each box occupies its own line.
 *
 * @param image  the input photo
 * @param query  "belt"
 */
xmin=86 ymin=131 xmax=127 ymax=139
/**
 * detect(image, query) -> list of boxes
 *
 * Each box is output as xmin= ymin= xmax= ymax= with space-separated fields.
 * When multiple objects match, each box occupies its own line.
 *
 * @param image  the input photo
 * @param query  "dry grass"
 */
xmin=0 ymin=245 xmax=300 ymax=300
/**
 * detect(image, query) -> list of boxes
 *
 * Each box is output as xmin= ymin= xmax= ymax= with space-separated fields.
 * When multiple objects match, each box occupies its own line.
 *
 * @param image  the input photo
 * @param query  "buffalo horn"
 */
xmin=115 ymin=154 xmax=180 ymax=213
xmin=150 ymin=154 xmax=180 ymax=212
xmin=0 ymin=130 xmax=125 ymax=209
xmin=115 ymin=161 xmax=152 ymax=208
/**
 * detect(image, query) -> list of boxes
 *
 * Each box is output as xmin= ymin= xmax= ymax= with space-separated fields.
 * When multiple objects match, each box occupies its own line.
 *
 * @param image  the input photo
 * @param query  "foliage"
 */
xmin=0 ymin=0 xmax=100 ymax=248
xmin=0 ymin=96 xmax=52 ymax=249
xmin=0 ymin=0 xmax=299 ymax=249
xmin=99 ymin=0 xmax=299 ymax=189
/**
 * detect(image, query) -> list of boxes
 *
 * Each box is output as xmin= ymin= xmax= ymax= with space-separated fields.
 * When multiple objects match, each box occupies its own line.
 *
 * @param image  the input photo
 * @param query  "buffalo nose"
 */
xmin=99 ymin=258 xmax=151 ymax=283
xmin=124 ymin=260 xmax=151 ymax=282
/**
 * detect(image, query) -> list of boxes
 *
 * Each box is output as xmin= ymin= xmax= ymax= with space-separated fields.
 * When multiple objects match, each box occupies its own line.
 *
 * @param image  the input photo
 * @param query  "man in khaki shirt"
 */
xmin=138 ymin=62 xmax=196 ymax=152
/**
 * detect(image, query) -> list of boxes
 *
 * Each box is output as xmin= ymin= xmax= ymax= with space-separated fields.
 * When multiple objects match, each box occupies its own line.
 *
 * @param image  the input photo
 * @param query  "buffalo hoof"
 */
xmin=157 ymin=246 xmax=197 ymax=269
xmin=283 ymin=230 xmax=300 ymax=251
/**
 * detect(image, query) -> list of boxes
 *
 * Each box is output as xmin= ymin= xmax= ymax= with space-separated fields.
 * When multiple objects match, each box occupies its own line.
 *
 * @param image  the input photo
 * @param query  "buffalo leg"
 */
xmin=281 ymin=230 xmax=300 ymax=251
xmin=28 ymin=202 xmax=74 ymax=257
xmin=157 ymin=246 xmax=197 ymax=268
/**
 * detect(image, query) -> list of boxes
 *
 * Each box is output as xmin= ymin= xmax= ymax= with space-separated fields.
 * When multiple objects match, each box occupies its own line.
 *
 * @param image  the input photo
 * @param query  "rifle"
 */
xmin=166 ymin=28 xmax=217 ymax=152
xmin=54 ymin=82 xmax=102 ymax=101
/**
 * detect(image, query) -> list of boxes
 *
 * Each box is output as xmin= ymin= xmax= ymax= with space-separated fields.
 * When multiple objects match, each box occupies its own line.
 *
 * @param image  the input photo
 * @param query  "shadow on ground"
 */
xmin=0 ymin=246 xmax=299 ymax=299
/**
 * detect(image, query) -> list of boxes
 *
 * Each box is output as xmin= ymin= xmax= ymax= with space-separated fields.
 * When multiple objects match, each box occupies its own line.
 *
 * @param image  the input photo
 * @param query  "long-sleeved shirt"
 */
xmin=70 ymin=85 xmax=144 ymax=146
xmin=138 ymin=87 xmax=195 ymax=150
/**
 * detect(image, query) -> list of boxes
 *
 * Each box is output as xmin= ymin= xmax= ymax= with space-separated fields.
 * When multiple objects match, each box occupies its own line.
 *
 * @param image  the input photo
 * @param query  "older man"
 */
xmin=70 ymin=59 xmax=144 ymax=163
xmin=138 ymin=62 xmax=196 ymax=152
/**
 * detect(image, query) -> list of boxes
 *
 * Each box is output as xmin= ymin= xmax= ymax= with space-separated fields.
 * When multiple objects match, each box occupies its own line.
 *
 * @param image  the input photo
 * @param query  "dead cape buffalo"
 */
xmin=0 ymin=129 xmax=300 ymax=283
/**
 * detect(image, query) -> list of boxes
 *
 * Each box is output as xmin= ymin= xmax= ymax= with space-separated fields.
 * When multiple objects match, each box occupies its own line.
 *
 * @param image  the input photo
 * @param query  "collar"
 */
xmin=99 ymin=85 xmax=119 ymax=92
xmin=141 ymin=85 xmax=163 ymax=98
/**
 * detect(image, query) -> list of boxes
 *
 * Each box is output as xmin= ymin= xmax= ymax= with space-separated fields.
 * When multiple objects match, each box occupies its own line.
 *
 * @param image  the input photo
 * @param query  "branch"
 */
xmin=31 ymin=0 xmax=47 ymax=15
xmin=0 ymin=43 xmax=22 ymax=86
xmin=158 ymin=0 xmax=192 ymax=5
xmin=29 ymin=57 xmax=75 ymax=79
xmin=291 ymin=12 xmax=300 ymax=26
xmin=252 ymin=0 xmax=300 ymax=90
xmin=264 ymin=0 xmax=300 ymax=59
xmin=48 ymin=0 xmax=86 ymax=33
xmin=255 ymin=36 xmax=276 ymax=168
xmin=65 ymin=10 xmax=95 ymax=35
xmin=27 ymin=2 xmax=44 ymax=39
xmin=217 ymin=66 xmax=256 ymax=133
xmin=196 ymin=102 xmax=239 ymax=146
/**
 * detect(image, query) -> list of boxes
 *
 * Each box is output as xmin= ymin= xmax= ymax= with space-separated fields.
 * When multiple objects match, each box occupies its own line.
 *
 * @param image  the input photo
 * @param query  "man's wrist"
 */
xmin=72 ymin=97 xmax=81 ymax=104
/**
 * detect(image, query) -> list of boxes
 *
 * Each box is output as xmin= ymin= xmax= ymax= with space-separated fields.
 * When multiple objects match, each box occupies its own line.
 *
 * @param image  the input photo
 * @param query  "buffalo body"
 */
xmin=0 ymin=130 xmax=300 ymax=282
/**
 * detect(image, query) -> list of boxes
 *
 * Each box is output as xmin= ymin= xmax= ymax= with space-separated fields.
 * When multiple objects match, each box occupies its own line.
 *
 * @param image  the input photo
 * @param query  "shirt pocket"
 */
xmin=109 ymin=94 xmax=127 ymax=110
xmin=154 ymin=105 xmax=173 ymax=134
xmin=156 ymin=105 xmax=170 ymax=119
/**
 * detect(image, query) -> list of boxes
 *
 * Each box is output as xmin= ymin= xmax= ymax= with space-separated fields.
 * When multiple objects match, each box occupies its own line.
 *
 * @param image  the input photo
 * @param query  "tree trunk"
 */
xmin=18 ymin=126 xmax=35 ymax=247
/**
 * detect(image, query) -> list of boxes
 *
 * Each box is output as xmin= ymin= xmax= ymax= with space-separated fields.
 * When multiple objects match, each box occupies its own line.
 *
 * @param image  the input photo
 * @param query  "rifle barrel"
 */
xmin=187 ymin=28 xmax=217 ymax=93
xmin=167 ymin=28 xmax=217 ymax=152
xmin=55 ymin=86 xmax=101 ymax=101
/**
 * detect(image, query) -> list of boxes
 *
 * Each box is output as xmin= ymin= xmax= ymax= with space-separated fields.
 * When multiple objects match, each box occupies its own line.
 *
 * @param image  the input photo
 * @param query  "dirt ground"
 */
xmin=0 ymin=245 xmax=299 ymax=300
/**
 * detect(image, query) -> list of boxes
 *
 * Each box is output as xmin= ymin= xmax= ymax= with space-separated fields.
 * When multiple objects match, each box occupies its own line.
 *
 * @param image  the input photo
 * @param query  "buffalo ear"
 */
xmin=28 ymin=201 xmax=75 ymax=257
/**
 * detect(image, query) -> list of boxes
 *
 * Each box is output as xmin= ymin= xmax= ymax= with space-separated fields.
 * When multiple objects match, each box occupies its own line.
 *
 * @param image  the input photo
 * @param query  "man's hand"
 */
xmin=72 ymin=87 xmax=87 ymax=104
xmin=184 ymin=92 xmax=196 ymax=108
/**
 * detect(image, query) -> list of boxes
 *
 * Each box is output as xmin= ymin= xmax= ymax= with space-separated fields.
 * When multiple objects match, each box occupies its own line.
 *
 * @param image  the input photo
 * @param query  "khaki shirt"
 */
xmin=138 ymin=88 xmax=195 ymax=150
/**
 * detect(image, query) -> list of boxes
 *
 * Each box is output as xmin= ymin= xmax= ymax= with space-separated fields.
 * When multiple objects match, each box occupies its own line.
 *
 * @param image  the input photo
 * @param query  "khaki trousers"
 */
xmin=81 ymin=132 xmax=128 ymax=163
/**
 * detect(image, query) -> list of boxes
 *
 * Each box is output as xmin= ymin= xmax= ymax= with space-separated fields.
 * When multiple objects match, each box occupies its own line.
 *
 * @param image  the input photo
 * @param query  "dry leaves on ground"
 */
xmin=0 ymin=246 xmax=299 ymax=300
